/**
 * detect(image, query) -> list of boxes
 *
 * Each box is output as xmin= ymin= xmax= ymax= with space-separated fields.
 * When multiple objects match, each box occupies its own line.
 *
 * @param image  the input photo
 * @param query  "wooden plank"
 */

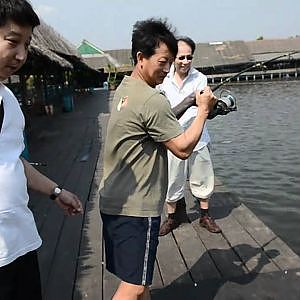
xmin=231 ymin=204 xmax=277 ymax=246
xmin=103 ymin=267 xmax=120 ymax=299
xmin=172 ymin=222 xmax=221 ymax=281
xmin=264 ymin=237 xmax=300 ymax=270
xmin=151 ymin=260 xmax=163 ymax=289
xmin=231 ymin=204 xmax=300 ymax=270
xmin=30 ymin=123 xmax=85 ymax=231
xmin=73 ymin=114 xmax=105 ymax=300
xmin=218 ymin=212 xmax=280 ymax=274
xmin=73 ymin=188 xmax=103 ymax=299
xmin=43 ymin=165 xmax=95 ymax=299
xmin=35 ymin=128 xmax=85 ymax=294
xmin=184 ymin=184 xmax=246 ymax=279
xmin=42 ymin=120 xmax=100 ymax=299
xmin=192 ymin=220 xmax=247 ymax=279
xmin=156 ymin=233 xmax=189 ymax=286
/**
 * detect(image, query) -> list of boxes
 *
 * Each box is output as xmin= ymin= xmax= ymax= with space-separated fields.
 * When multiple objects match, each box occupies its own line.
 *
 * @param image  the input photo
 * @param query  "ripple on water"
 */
xmin=208 ymin=81 xmax=300 ymax=256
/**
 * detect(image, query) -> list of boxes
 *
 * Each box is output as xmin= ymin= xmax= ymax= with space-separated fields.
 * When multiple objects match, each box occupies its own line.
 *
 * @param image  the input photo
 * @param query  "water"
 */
xmin=208 ymin=80 xmax=300 ymax=255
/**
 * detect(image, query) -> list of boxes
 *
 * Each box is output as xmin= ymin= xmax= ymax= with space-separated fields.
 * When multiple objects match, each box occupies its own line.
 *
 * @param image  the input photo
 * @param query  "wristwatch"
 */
xmin=50 ymin=186 xmax=63 ymax=200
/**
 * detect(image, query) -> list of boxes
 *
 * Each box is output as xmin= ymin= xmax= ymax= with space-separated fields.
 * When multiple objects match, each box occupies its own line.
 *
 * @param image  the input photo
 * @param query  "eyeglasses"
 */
xmin=177 ymin=55 xmax=193 ymax=61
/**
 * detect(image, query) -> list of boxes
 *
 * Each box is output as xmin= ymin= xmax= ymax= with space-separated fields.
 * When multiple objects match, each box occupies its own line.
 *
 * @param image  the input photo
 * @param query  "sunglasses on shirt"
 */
xmin=177 ymin=55 xmax=193 ymax=61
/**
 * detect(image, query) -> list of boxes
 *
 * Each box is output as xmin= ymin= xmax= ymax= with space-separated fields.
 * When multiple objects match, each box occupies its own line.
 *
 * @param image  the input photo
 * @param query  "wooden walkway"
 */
xmin=27 ymin=90 xmax=300 ymax=300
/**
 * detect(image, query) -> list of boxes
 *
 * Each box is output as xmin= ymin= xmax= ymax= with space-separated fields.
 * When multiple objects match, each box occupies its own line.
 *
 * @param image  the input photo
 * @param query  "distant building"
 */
xmin=77 ymin=37 xmax=300 ymax=86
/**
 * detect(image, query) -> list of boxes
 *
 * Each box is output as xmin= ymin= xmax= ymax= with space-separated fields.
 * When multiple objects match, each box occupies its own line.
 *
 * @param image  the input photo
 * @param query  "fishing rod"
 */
xmin=211 ymin=50 xmax=300 ymax=92
xmin=205 ymin=50 xmax=300 ymax=119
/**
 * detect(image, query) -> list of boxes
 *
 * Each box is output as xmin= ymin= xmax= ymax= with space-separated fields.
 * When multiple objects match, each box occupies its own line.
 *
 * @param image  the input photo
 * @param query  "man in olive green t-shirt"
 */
xmin=100 ymin=75 xmax=183 ymax=217
xmin=99 ymin=18 xmax=216 ymax=300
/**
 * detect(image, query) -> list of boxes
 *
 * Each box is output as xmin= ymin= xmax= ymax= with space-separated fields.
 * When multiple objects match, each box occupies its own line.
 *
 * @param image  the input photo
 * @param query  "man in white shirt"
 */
xmin=0 ymin=1 xmax=83 ymax=299
xmin=159 ymin=36 xmax=221 ymax=236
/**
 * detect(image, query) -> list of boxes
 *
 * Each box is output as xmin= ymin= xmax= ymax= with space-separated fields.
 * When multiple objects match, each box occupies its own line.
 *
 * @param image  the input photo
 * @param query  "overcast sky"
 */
xmin=29 ymin=0 xmax=299 ymax=50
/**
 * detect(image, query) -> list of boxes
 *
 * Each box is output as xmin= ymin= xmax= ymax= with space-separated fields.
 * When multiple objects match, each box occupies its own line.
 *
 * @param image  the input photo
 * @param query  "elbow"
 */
xmin=172 ymin=149 xmax=192 ymax=160
xmin=178 ymin=154 xmax=189 ymax=160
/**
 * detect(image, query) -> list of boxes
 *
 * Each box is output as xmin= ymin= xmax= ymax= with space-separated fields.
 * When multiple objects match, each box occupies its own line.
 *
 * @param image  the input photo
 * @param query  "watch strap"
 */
xmin=49 ymin=186 xmax=62 ymax=200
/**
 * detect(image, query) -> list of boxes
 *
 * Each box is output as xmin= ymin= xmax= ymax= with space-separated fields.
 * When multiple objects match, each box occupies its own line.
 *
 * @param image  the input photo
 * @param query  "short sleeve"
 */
xmin=195 ymin=73 xmax=208 ymax=92
xmin=141 ymin=93 xmax=183 ymax=142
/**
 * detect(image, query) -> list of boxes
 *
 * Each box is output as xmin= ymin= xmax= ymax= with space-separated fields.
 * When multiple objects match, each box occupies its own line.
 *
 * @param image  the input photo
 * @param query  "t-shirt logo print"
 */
xmin=117 ymin=96 xmax=129 ymax=111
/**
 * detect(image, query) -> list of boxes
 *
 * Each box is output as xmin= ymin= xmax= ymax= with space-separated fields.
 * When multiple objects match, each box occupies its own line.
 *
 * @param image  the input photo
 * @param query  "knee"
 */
xmin=113 ymin=282 xmax=147 ymax=299
xmin=134 ymin=285 xmax=146 ymax=296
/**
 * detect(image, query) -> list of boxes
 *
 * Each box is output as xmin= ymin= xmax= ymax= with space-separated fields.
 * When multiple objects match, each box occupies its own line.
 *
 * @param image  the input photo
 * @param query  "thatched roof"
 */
xmin=32 ymin=20 xmax=79 ymax=57
xmin=81 ymin=47 xmax=133 ymax=73
xmin=26 ymin=20 xmax=98 ymax=72
xmin=82 ymin=53 xmax=121 ymax=72
xmin=29 ymin=44 xmax=73 ymax=69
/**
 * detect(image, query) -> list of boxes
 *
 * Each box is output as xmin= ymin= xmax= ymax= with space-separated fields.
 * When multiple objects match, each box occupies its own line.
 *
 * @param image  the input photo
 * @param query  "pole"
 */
xmin=211 ymin=50 xmax=300 ymax=92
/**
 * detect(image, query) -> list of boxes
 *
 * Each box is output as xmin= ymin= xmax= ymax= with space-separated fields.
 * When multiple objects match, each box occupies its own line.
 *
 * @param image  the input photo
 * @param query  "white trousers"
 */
xmin=166 ymin=145 xmax=214 ymax=202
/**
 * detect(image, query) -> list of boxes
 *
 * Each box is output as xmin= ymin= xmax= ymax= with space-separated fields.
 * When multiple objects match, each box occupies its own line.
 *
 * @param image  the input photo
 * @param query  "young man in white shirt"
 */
xmin=159 ymin=36 xmax=221 ymax=236
xmin=0 ymin=1 xmax=83 ymax=298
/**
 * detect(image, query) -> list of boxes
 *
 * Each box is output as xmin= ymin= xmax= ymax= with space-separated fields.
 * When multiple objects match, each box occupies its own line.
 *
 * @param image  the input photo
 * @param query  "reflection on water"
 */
xmin=208 ymin=80 xmax=300 ymax=255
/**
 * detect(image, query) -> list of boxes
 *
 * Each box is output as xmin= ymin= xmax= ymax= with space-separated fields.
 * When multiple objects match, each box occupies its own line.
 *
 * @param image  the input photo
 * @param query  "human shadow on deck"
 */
xmin=151 ymin=244 xmax=279 ymax=300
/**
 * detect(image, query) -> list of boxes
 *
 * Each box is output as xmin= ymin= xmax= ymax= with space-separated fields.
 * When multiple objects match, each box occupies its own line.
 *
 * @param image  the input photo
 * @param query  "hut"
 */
xmin=9 ymin=20 xmax=100 ymax=111
xmin=78 ymin=40 xmax=132 ymax=88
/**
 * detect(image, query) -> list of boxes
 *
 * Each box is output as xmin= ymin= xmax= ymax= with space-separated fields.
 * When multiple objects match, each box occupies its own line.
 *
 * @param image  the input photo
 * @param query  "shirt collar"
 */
xmin=167 ymin=64 xmax=197 ymax=81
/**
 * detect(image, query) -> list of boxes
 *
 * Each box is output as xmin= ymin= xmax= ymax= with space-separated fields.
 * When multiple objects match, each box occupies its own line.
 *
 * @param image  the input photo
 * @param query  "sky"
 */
xmin=29 ymin=0 xmax=299 ymax=51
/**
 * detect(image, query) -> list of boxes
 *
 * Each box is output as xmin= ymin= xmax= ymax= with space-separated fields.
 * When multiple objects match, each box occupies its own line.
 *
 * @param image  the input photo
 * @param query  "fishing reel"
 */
xmin=207 ymin=89 xmax=237 ymax=120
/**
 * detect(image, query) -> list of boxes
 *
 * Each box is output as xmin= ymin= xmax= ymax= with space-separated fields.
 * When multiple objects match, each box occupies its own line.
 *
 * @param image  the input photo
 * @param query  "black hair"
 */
xmin=0 ymin=0 xmax=40 ymax=28
xmin=177 ymin=36 xmax=196 ymax=54
xmin=131 ymin=18 xmax=178 ymax=65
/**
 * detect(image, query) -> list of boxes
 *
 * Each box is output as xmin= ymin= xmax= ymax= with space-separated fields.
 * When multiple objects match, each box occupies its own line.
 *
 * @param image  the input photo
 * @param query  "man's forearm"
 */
xmin=172 ymin=93 xmax=195 ymax=119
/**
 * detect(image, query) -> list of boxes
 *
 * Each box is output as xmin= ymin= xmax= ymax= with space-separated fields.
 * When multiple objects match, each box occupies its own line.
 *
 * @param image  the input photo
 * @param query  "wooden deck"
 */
xmin=28 ymin=90 xmax=300 ymax=299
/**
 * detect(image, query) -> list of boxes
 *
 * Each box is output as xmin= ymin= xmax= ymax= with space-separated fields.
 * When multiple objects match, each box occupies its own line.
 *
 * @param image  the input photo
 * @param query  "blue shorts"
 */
xmin=101 ymin=213 xmax=161 ymax=286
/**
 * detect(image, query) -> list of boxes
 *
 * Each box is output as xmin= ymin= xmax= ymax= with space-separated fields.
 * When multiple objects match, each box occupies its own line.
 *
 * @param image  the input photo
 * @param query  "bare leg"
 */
xmin=139 ymin=286 xmax=151 ymax=300
xmin=199 ymin=198 xmax=208 ymax=210
xmin=112 ymin=281 xmax=150 ymax=300
xmin=49 ymin=104 xmax=54 ymax=116
xmin=166 ymin=201 xmax=176 ymax=214
xmin=44 ymin=105 xmax=49 ymax=115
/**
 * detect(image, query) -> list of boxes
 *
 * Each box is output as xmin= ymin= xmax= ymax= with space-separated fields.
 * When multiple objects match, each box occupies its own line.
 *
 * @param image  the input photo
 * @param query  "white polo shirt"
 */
xmin=159 ymin=65 xmax=211 ymax=151
xmin=0 ymin=83 xmax=42 ymax=267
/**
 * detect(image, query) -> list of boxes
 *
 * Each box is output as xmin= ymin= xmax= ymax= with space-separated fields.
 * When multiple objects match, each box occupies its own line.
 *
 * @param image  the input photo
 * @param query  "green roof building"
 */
xmin=77 ymin=39 xmax=104 ymax=56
